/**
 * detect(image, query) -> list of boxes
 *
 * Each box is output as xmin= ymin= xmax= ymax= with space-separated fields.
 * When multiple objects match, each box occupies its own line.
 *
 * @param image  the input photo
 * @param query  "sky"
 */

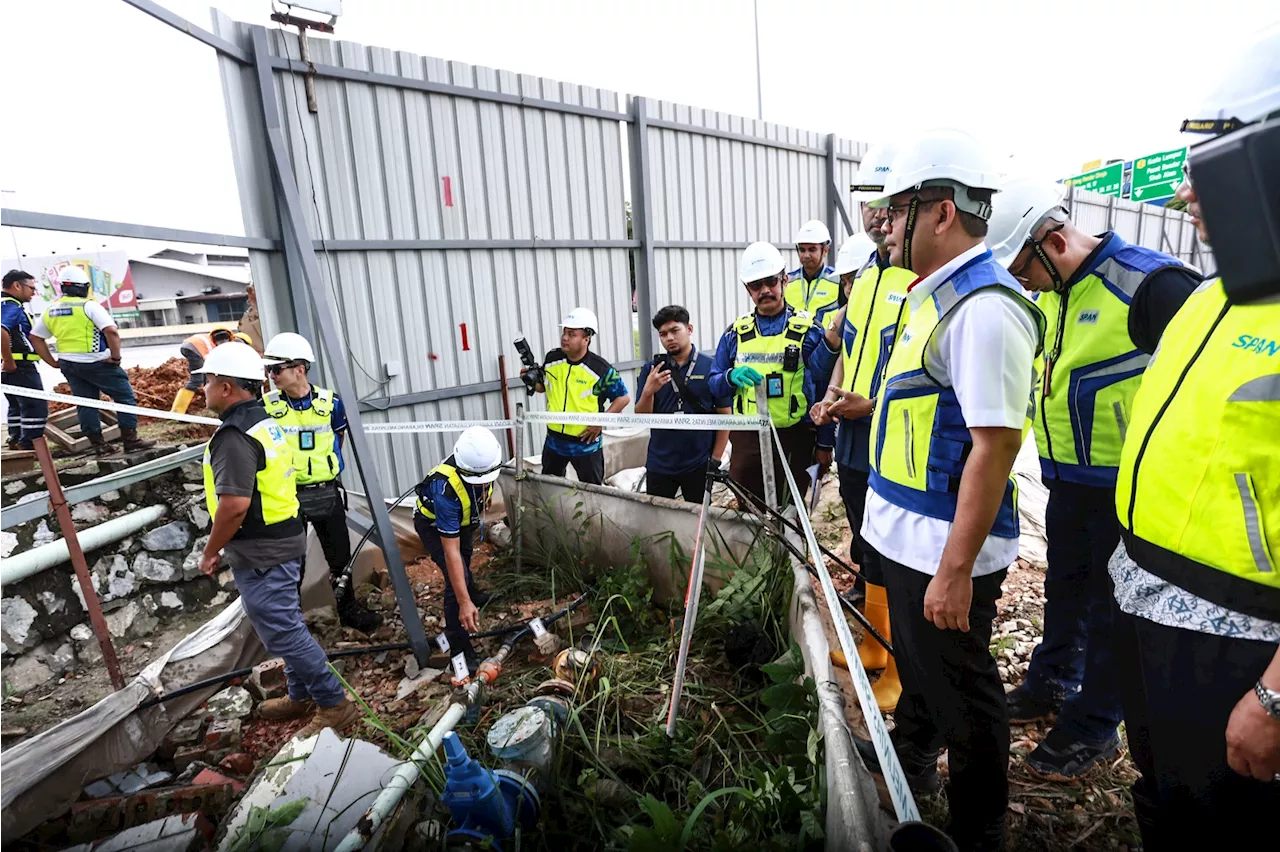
xmin=2 ymin=0 xmax=1274 ymax=260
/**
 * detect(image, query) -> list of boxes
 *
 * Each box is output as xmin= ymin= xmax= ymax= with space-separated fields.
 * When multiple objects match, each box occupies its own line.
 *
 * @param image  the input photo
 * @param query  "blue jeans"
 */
xmin=60 ymin=359 xmax=141 ymax=432
xmin=1023 ymin=481 xmax=1123 ymax=742
xmin=4 ymin=365 xmax=47 ymax=442
xmin=233 ymin=557 xmax=346 ymax=707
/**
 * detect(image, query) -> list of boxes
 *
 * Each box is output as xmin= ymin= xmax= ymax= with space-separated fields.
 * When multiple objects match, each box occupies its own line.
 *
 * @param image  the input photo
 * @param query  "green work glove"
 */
xmin=729 ymin=366 xmax=764 ymax=388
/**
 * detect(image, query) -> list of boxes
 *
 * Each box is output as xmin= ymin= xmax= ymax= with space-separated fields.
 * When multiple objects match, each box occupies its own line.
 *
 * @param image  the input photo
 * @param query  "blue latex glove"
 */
xmin=729 ymin=366 xmax=764 ymax=388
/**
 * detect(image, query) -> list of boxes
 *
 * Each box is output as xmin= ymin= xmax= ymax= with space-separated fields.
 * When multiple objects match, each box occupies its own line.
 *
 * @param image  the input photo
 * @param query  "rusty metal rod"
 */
xmin=31 ymin=437 xmax=125 ymax=689
xmin=498 ymin=354 xmax=515 ymax=458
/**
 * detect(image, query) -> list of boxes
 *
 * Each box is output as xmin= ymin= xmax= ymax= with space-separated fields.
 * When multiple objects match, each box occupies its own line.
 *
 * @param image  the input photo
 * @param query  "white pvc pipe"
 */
xmin=0 ymin=505 xmax=168 ymax=586
xmin=334 ymin=683 xmax=478 ymax=852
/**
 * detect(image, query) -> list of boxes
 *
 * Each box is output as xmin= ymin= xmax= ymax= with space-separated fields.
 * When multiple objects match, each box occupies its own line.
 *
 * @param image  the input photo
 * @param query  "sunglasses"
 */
xmin=745 ymin=277 xmax=781 ymax=293
xmin=267 ymin=362 xmax=300 ymax=376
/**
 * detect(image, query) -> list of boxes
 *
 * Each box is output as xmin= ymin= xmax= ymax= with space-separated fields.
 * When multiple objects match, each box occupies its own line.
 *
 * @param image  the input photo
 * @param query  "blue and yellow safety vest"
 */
xmin=263 ymin=386 xmax=342 ymax=486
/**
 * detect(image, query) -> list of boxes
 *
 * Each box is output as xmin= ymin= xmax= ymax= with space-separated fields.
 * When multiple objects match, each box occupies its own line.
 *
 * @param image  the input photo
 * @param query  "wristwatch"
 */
xmin=1256 ymin=680 xmax=1280 ymax=721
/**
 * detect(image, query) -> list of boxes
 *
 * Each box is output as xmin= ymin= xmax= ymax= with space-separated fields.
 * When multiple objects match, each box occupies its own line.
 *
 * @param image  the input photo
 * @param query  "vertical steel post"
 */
xmin=32 ymin=437 xmax=124 ymax=689
xmin=826 ymin=133 xmax=840 ymax=243
xmin=755 ymin=384 xmax=777 ymax=511
xmin=514 ymin=403 xmax=525 ymax=576
xmin=498 ymin=355 xmax=515 ymax=458
xmin=628 ymin=96 xmax=657 ymax=362
xmin=753 ymin=0 xmax=763 ymax=119
xmin=249 ymin=26 xmax=432 ymax=665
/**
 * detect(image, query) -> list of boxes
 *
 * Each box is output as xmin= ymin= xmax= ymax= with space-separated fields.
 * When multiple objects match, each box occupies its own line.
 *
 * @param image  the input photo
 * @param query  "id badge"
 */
xmin=766 ymin=374 xmax=784 ymax=399
xmin=299 ymin=430 xmax=316 ymax=451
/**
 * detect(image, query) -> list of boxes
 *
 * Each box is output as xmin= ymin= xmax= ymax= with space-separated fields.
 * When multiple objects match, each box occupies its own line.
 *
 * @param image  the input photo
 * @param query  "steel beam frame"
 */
xmin=311 ymin=238 xmax=639 ymax=251
xmin=0 ymin=209 xmax=276 ymax=250
xmin=250 ymin=26 xmax=432 ymax=665
xmin=628 ymin=96 xmax=658 ymax=361
xmin=120 ymin=0 xmax=251 ymax=63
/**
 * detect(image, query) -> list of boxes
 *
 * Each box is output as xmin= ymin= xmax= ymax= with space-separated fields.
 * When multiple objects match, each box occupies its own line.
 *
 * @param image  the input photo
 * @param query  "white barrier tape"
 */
xmin=0 ymin=383 xmax=220 ymax=426
xmin=770 ymin=422 xmax=920 ymax=823
xmin=524 ymin=411 xmax=767 ymax=430
xmin=362 ymin=419 xmax=516 ymax=434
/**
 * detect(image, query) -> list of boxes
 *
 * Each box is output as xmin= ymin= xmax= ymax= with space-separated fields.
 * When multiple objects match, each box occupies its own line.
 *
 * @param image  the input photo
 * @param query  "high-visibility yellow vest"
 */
xmin=263 ymin=386 xmax=341 ymax=485
xmin=202 ymin=400 xmax=302 ymax=540
xmin=1034 ymin=236 xmax=1196 ymax=486
xmin=543 ymin=351 xmax=616 ymax=438
xmin=41 ymin=296 xmax=105 ymax=354
xmin=1116 ymin=278 xmax=1280 ymax=621
xmin=732 ymin=309 xmax=814 ymax=428
xmin=416 ymin=457 xmax=492 ymax=529
xmin=2 ymin=296 xmax=40 ymax=360
xmin=841 ymin=254 xmax=913 ymax=406
xmin=785 ymin=265 xmax=842 ymax=326
xmin=869 ymin=250 xmax=1044 ymax=538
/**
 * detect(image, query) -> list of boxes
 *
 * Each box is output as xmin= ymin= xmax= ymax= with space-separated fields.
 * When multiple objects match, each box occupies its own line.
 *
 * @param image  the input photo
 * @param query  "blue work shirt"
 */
xmin=707 ymin=308 xmax=839 ymax=448
xmin=543 ymin=362 xmax=629 ymax=458
xmin=1 ymin=297 xmax=37 ymax=363
xmin=416 ymin=474 xmax=486 ymax=538
xmin=280 ymin=389 xmax=348 ymax=475
xmin=635 ymin=349 xmax=731 ymax=476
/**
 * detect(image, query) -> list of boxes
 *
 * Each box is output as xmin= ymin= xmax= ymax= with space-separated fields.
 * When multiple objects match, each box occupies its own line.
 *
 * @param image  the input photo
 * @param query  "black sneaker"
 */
xmin=1006 ymin=684 xmax=1064 ymax=724
xmin=1024 ymin=729 xmax=1121 ymax=778
xmin=470 ymin=587 xmax=495 ymax=608
xmin=854 ymin=736 xmax=941 ymax=794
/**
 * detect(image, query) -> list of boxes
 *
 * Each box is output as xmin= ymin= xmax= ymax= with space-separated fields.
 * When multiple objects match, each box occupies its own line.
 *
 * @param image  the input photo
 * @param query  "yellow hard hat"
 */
xmin=234 ymin=331 xmax=253 ymax=346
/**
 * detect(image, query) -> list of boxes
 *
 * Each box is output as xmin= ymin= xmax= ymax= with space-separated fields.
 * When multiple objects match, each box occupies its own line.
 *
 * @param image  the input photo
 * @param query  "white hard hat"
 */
xmin=849 ymin=141 xmax=901 ymax=201
xmin=560 ymin=307 xmax=599 ymax=335
xmin=58 ymin=266 xmax=91 ymax=286
xmin=1181 ymin=22 xmax=1280 ymax=145
xmin=265 ymin=332 xmax=317 ymax=363
xmin=201 ymin=341 xmax=268 ymax=382
xmin=739 ymin=241 xmax=786 ymax=284
xmin=793 ymin=219 xmax=831 ymax=245
xmin=870 ymin=129 xmax=1002 ymax=219
xmin=987 ymin=178 xmax=1069 ymax=268
xmin=453 ymin=426 xmax=504 ymax=484
xmin=833 ymin=233 xmax=876 ymax=277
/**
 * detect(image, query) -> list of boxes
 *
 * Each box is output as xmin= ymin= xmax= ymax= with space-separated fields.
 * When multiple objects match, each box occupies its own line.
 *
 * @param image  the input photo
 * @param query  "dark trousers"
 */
xmin=297 ymin=481 xmax=352 ymax=580
xmin=541 ymin=444 xmax=605 ymax=485
xmin=60 ymin=359 xmax=141 ymax=431
xmin=1114 ymin=605 xmax=1280 ymax=849
xmin=4 ymin=365 xmax=47 ymax=442
xmin=885 ymin=558 xmax=1009 ymax=851
xmin=1022 ymin=482 xmax=1123 ymax=741
xmin=414 ymin=513 xmax=479 ymax=661
xmin=646 ymin=467 xmax=708 ymax=504
xmin=836 ymin=463 xmax=881 ymax=586
xmin=728 ymin=423 xmax=814 ymax=508
xmin=180 ymin=342 xmax=205 ymax=392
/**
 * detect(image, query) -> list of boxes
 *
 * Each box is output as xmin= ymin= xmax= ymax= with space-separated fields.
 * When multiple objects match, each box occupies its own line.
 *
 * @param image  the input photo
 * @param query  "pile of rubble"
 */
xmin=49 ymin=358 xmax=205 ymax=419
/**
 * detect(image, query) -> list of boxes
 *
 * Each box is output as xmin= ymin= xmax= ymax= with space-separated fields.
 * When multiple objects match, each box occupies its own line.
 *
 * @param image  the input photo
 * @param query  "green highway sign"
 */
xmin=1063 ymin=161 xmax=1124 ymax=197
xmin=1131 ymin=147 xmax=1187 ymax=201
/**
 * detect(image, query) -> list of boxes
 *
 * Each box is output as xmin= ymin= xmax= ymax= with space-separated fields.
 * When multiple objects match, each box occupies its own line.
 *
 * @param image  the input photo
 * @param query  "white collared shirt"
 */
xmin=861 ymin=243 xmax=1040 ymax=578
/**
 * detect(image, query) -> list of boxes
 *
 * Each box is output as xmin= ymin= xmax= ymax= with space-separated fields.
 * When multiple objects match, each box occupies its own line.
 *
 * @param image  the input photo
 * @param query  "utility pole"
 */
xmin=754 ymin=0 xmax=763 ymax=119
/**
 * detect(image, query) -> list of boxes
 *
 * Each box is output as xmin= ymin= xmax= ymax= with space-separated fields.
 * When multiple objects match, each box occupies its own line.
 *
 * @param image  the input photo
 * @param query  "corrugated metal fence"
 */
xmin=211 ymin=16 xmax=1209 ymax=493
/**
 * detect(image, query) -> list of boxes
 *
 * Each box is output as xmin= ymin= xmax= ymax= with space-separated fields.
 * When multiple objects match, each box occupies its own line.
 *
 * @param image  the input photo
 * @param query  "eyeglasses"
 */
xmin=266 ymin=362 xmax=299 ymax=376
xmin=885 ymin=197 xmax=944 ymax=221
xmin=745 ymin=277 xmax=781 ymax=293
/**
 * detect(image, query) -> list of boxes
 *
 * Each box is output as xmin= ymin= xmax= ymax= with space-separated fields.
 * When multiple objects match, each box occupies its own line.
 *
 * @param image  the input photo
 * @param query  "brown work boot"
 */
xmin=296 ymin=698 xmax=362 ymax=738
xmin=121 ymin=427 xmax=157 ymax=452
xmin=86 ymin=432 xmax=111 ymax=456
xmin=257 ymin=696 xmax=315 ymax=721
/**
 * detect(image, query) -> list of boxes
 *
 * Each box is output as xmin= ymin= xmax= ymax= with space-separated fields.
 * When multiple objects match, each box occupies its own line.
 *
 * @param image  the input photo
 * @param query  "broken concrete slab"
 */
xmin=159 ymin=591 xmax=184 ymax=611
xmin=187 ymin=503 xmax=210 ymax=532
xmin=180 ymin=536 xmax=210 ymax=581
xmin=395 ymin=668 xmax=446 ymax=700
xmin=205 ymin=718 xmax=242 ymax=754
xmin=158 ymin=717 xmax=205 ymax=760
xmin=141 ymin=521 xmax=192 ymax=553
xmin=245 ymin=659 xmax=287 ymax=701
xmin=33 ymin=519 xmax=57 ymax=546
xmin=94 ymin=812 xmax=213 ymax=852
xmin=92 ymin=553 xmax=136 ymax=602
xmin=1 ymin=596 xmax=41 ymax=652
xmin=1 ymin=530 xmax=18 ymax=558
xmin=70 ymin=501 xmax=109 ymax=524
xmin=67 ymin=785 xmax=230 ymax=845
xmin=205 ymin=685 xmax=253 ymax=720
xmin=172 ymin=745 xmax=208 ymax=772
xmin=133 ymin=552 xmax=179 ymax=585
xmin=105 ymin=600 xmax=159 ymax=640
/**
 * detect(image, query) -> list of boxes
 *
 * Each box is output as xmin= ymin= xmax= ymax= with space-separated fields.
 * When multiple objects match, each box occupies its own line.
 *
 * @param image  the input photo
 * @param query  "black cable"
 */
xmin=331 ymin=482 xmax=420 ymax=600
xmin=719 ymin=474 xmax=893 ymax=656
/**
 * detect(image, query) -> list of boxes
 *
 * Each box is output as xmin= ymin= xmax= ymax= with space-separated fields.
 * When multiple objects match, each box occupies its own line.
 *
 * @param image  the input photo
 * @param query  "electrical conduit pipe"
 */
xmin=0 ymin=505 xmax=167 ymax=586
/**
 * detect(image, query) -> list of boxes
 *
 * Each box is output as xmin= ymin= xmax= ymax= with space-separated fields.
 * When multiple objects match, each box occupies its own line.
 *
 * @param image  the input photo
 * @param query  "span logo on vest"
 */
xmin=1232 ymin=335 xmax=1280 ymax=357
xmin=1077 ymin=310 xmax=1100 ymax=325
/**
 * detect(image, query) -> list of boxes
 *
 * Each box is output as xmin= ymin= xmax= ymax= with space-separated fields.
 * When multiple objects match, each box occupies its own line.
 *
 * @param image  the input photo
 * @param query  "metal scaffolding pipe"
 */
xmin=0 ymin=504 xmax=167 ymax=586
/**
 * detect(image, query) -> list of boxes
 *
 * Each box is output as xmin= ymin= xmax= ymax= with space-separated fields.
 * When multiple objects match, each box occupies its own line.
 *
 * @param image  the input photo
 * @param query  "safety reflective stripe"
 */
xmin=1229 ymin=374 xmax=1280 ymax=402
xmin=1234 ymin=473 xmax=1275 ymax=573
xmin=418 ymin=463 xmax=475 ymax=527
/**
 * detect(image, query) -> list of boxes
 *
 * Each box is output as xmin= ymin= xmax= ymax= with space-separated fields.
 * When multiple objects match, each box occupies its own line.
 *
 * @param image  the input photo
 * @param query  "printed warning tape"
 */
xmin=0 ymin=384 xmax=221 ymax=426
xmin=361 ymin=419 xmax=516 ymax=434
xmin=770 ymin=421 xmax=921 ymax=823
xmin=523 ymin=411 xmax=768 ymax=430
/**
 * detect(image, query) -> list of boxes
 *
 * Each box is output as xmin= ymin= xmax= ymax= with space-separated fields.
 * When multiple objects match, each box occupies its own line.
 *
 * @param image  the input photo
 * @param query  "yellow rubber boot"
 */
xmin=858 ymin=583 xmax=891 ymax=671
xmin=872 ymin=623 xmax=902 ymax=712
xmin=171 ymin=387 xmax=195 ymax=414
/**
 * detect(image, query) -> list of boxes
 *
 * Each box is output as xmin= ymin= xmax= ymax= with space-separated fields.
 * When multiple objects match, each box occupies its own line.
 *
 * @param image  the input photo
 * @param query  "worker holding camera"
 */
xmin=634 ymin=305 xmax=732 ymax=504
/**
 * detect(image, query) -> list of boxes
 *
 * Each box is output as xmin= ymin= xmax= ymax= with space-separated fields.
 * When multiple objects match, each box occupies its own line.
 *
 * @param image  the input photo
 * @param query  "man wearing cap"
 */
xmin=263 ymin=332 xmax=381 ymax=633
xmin=985 ymin=178 xmax=1201 ymax=778
xmin=785 ymin=219 xmax=844 ymax=328
xmin=3 ymin=269 xmax=58 ymax=450
xmin=851 ymin=130 xmax=1045 ymax=851
xmin=197 ymin=341 xmax=359 ymax=737
xmin=171 ymin=326 xmax=249 ymax=414
xmin=31 ymin=265 xmax=156 ymax=454
xmin=709 ymin=241 xmax=840 ymax=506
xmin=523 ymin=306 xmax=630 ymax=486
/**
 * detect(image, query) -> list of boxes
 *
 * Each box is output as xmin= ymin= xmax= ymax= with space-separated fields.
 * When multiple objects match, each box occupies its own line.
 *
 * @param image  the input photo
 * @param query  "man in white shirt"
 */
xmin=849 ymin=130 xmax=1044 ymax=852
xmin=31 ymin=266 xmax=155 ymax=453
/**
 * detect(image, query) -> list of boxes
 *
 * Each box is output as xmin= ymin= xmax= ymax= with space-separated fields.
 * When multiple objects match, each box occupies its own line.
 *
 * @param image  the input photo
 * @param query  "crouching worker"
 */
xmin=197 ymin=341 xmax=359 ymax=736
xmin=414 ymin=427 xmax=504 ymax=669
